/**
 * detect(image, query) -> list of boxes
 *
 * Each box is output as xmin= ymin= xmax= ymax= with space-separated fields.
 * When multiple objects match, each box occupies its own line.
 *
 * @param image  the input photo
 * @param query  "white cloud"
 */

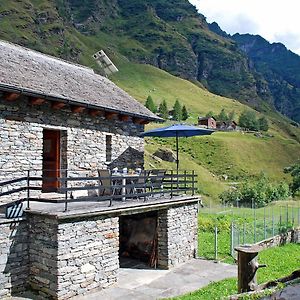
xmin=189 ymin=0 xmax=300 ymax=55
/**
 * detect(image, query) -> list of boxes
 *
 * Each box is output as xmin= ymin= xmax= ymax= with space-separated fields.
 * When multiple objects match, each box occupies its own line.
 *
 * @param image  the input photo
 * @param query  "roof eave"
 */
xmin=0 ymin=83 xmax=163 ymax=123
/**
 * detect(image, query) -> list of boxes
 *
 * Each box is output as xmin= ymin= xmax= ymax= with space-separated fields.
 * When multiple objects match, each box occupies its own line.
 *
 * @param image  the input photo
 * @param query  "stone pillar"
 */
xmin=28 ymin=213 xmax=119 ymax=299
xmin=0 ymin=219 xmax=29 ymax=298
xmin=157 ymin=203 xmax=198 ymax=269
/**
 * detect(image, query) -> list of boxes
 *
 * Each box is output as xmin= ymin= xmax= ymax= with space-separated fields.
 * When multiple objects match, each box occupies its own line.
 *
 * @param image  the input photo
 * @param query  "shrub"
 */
xmin=220 ymin=175 xmax=290 ymax=207
xmin=238 ymin=110 xmax=259 ymax=131
xmin=284 ymin=162 xmax=300 ymax=196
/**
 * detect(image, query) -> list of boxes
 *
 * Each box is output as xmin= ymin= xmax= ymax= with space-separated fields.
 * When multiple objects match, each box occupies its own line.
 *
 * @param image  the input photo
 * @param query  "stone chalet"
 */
xmin=198 ymin=116 xmax=216 ymax=129
xmin=0 ymin=40 xmax=200 ymax=299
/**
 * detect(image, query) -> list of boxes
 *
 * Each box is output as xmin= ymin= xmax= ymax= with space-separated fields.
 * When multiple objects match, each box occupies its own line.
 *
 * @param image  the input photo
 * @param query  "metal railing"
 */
xmin=0 ymin=169 xmax=197 ymax=217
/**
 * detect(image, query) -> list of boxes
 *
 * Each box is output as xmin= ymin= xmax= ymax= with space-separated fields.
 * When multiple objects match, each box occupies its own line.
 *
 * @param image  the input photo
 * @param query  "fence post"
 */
xmin=184 ymin=170 xmax=187 ymax=193
xmin=272 ymin=206 xmax=275 ymax=237
xmin=26 ymin=170 xmax=30 ymax=210
xmin=170 ymin=170 xmax=173 ymax=199
xmin=243 ymin=223 xmax=245 ymax=245
xmin=230 ymin=222 xmax=234 ymax=257
xmin=214 ymin=226 xmax=218 ymax=261
xmin=192 ymin=170 xmax=195 ymax=196
xmin=286 ymin=204 xmax=289 ymax=226
xmin=264 ymin=206 xmax=266 ymax=240
xmin=64 ymin=169 xmax=68 ymax=212
xmin=253 ymin=203 xmax=256 ymax=243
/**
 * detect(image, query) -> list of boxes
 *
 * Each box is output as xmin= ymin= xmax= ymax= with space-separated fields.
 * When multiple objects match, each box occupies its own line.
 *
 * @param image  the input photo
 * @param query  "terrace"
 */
xmin=0 ymin=168 xmax=198 ymax=218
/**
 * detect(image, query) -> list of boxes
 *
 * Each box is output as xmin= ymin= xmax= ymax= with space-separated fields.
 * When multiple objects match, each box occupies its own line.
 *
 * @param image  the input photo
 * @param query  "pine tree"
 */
xmin=228 ymin=110 xmax=236 ymax=121
xmin=217 ymin=109 xmax=229 ymax=122
xmin=145 ymin=95 xmax=157 ymax=113
xmin=158 ymin=99 xmax=169 ymax=119
xmin=173 ymin=99 xmax=182 ymax=121
xmin=182 ymin=105 xmax=189 ymax=120
xmin=205 ymin=111 xmax=214 ymax=118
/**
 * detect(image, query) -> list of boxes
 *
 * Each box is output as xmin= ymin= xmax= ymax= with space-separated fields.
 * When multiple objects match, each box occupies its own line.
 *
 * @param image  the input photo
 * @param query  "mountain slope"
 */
xmin=0 ymin=0 xmax=299 ymax=201
xmin=0 ymin=0 xmax=274 ymax=116
xmin=232 ymin=33 xmax=300 ymax=122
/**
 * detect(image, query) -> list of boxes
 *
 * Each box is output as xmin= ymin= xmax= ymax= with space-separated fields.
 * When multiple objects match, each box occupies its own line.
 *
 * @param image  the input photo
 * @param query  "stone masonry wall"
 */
xmin=0 ymin=219 xmax=29 ymax=298
xmin=0 ymin=95 xmax=144 ymax=204
xmin=28 ymin=213 xmax=119 ymax=299
xmin=157 ymin=203 xmax=198 ymax=269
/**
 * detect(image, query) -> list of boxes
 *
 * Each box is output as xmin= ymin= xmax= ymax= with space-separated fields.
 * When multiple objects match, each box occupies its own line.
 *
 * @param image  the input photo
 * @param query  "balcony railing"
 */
xmin=0 ymin=169 xmax=197 ymax=218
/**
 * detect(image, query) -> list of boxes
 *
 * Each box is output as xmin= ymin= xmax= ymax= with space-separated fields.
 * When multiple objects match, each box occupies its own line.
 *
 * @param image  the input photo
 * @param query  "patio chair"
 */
xmin=131 ymin=170 xmax=150 ymax=198
xmin=149 ymin=169 xmax=166 ymax=196
xmin=98 ymin=169 xmax=121 ymax=197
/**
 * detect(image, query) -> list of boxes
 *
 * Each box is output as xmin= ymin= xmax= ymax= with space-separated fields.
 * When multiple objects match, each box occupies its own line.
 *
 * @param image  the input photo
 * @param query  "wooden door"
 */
xmin=42 ymin=129 xmax=61 ymax=192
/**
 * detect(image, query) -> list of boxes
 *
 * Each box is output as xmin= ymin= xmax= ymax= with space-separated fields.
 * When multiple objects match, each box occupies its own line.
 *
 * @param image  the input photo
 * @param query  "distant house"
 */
xmin=198 ymin=116 xmax=216 ymax=128
xmin=227 ymin=120 xmax=238 ymax=130
xmin=216 ymin=120 xmax=238 ymax=131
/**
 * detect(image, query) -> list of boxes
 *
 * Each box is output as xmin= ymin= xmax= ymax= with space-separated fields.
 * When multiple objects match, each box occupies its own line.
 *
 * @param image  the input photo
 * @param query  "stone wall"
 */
xmin=157 ymin=203 xmax=198 ymax=268
xmin=0 ymin=95 xmax=144 ymax=204
xmin=255 ymin=227 xmax=300 ymax=250
xmin=0 ymin=219 xmax=29 ymax=298
xmin=28 ymin=213 xmax=119 ymax=299
xmin=1 ymin=201 xmax=199 ymax=299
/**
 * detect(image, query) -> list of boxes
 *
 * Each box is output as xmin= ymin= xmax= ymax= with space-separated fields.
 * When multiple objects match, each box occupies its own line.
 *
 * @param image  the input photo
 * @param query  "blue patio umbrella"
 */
xmin=141 ymin=124 xmax=214 ymax=171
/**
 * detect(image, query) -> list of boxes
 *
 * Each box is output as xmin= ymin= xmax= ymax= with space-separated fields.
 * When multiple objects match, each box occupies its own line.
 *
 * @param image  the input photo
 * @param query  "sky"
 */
xmin=189 ymin=0 xmax=300 ymax=55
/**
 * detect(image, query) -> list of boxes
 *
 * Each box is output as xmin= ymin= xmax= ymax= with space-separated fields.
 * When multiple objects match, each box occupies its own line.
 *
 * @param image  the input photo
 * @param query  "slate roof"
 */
xmin=0 ymin=40 xmax=160 ymax=121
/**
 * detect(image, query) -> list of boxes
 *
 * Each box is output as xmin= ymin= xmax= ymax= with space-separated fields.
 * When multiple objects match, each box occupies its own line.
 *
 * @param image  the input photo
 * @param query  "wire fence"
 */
xmin=198 ymin=202 xmax=300 ymax=261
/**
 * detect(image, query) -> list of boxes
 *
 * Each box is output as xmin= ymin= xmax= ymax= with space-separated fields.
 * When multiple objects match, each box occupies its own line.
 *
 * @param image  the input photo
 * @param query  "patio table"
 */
xmin=112 ymin=173 xmax=140 ymax=201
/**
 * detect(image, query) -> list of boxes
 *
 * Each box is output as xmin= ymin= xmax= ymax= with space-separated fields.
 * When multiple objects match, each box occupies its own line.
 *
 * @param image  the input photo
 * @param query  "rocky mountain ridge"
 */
xmin=0 ymin=0 xmax=299 ymax=122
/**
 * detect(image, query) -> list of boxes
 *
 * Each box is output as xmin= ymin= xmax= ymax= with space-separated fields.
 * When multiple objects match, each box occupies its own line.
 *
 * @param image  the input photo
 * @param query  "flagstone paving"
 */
xmin=9 ymin=259 xmax=236 ymax=300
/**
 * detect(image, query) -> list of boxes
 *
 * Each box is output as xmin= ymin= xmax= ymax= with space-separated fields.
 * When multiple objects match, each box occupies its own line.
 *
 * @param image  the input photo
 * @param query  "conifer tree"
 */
xmin=182 ymin=105 xmax=189 ymax=120
xmin=173 ymin=99 xmax=182 ymax=121
xmin=145 ymin=95 xmax=157 ymax=113
xmin=217 ymin=108 xmax=229 ymax=122
xmin=158 ymin=99 xmax=169 ymax=119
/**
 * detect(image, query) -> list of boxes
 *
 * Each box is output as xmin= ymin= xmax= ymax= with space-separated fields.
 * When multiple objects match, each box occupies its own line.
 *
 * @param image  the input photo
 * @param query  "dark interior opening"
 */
xmin=119 ymin=211 xmax=158 ymax=269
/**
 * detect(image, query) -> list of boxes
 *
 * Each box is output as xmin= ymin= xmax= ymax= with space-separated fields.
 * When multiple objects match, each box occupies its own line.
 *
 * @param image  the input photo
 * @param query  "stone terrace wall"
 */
xmin=0 ymin=95 xmax=144 ymax=204
xmin=28 ymin=214 xmax=59 ymax=298
xmin=28 ymin=213 xmax=119 ymax=299
xmin=157 ymin=203 xmax=198 ymax=268
xmin=0 ymin=219 xmax=29 ymax=298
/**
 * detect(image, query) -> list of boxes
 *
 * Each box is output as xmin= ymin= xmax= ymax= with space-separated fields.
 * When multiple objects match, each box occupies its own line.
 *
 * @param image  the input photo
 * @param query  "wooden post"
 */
xmin=235 ymin=245 xmax=266 ymax=293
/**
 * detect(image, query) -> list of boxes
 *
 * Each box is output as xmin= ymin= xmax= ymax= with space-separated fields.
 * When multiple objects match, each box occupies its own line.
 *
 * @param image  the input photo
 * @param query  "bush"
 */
xmin=284 ymin=162 xmax=300 ymax=196
xmin=220 ymin=175 xmax=290 ymax=207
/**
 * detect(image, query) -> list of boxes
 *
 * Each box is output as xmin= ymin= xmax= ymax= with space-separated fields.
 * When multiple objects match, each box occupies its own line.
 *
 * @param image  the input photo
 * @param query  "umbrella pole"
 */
xmin=176 ymin=133 xmax=179 ymax=172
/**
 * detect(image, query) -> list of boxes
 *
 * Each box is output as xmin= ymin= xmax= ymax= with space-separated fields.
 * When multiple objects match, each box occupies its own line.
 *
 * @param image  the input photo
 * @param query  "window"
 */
xmin=106 ymin=135 xmax=112 ymax=161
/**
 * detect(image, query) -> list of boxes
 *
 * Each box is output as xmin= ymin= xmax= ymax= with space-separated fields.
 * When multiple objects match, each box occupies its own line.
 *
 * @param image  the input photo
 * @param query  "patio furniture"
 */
xmin=149 ymin=169 xmax=166 ymax=195
xmin=131 ymin=170 xmax=151 ymax=199
xmin=98 ymin=169 xmax=120 ymax=197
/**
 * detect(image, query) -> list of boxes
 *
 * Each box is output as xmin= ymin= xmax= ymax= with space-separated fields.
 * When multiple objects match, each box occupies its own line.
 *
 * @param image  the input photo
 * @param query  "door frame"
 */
xmin=42 ymin=129 xmax=61 ymax=192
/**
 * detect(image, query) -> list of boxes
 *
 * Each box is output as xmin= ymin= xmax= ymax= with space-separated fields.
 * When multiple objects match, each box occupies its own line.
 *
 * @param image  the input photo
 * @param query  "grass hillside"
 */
xmin=0 ymin=0 xmax=299 ymax=203
xmin=110 ymin=59 xmax=300 ymax=202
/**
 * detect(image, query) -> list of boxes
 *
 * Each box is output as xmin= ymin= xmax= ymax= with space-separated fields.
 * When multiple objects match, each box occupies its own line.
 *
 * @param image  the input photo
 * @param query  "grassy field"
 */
xmin=109 ymin=58 xmax=300 ymax=202
xmin=170 ymin=243 xmax=300 ymax=300
xmin=198 ymin=200 xmax=300 ymax=262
